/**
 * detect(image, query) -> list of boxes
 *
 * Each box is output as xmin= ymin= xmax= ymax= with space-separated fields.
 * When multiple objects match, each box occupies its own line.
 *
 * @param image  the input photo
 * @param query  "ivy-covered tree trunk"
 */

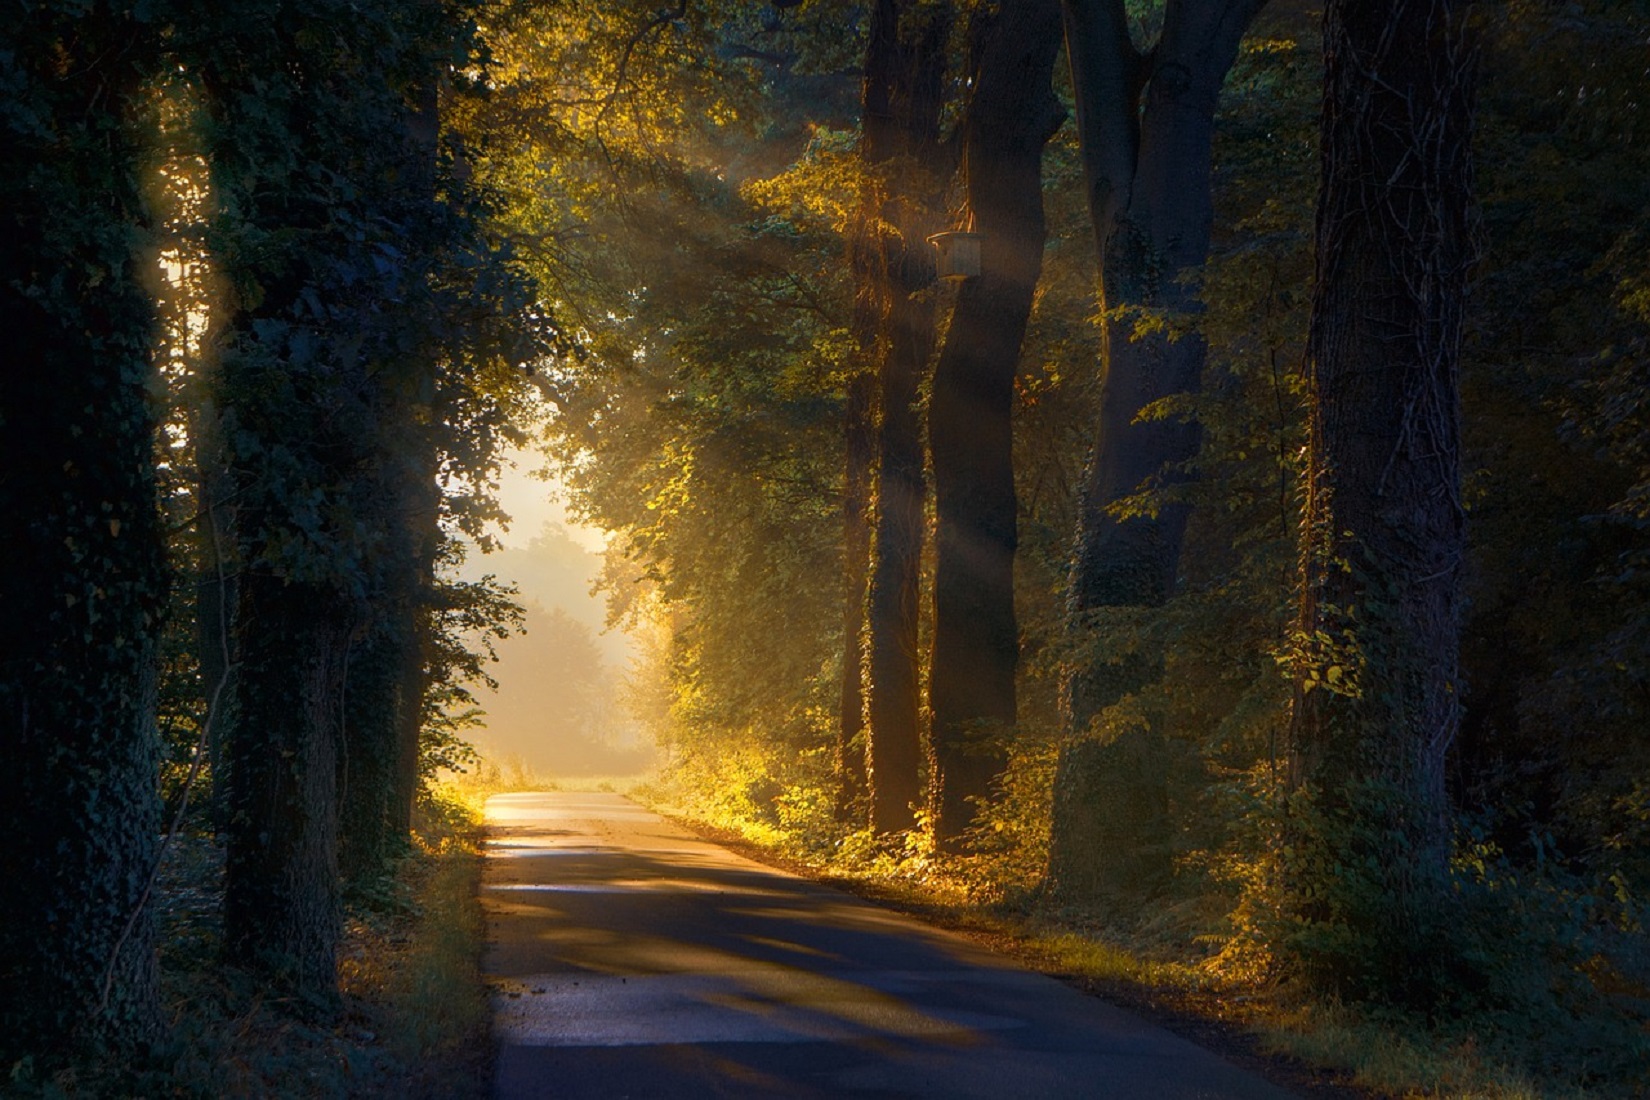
xmin=194 ymin=0 xmax=424 ymax=998
xmin=393 ymin=602 xmax=432 ymax=832
xmin=1047 ymin=0 xmax=1262 ymax=902
xmin=1287 ymin=0 xmax=1475 ymax=1005
xmin=0 ymin=5 xmax=166 ymax=1058
xmin=342 ymin=287 xmax=433 ymax=887
xmin=385 ymin=75 xmax=447 ymax=841
xmin=858 ymin=0 xmax=951 ymax=836
xmin=927 ymin=0 xmax=1064 ymax=849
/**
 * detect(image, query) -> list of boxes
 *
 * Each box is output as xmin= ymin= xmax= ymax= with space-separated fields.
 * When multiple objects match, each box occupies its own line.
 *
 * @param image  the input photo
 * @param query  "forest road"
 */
xmin=482 ymin=791 xmax=1296 ymax=1100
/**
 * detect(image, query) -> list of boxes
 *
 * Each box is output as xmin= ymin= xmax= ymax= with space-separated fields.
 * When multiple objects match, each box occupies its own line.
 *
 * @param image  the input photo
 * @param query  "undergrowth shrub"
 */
xmin=7 ymin=788 xmax=493 ymax=1099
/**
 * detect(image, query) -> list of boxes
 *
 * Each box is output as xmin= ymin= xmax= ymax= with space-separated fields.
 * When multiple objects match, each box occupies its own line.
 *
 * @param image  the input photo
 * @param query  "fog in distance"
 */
xmin=458 ymin=455 xmax=650 ymax=778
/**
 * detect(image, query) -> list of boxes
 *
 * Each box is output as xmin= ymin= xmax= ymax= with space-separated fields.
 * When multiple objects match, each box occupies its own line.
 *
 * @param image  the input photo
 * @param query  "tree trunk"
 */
xmin=858 ymin=0 xmax=951 ymax=836
xmin=392 ymin=468 xmax=442 ymax=834
xmin=197 ymin=21 xmax=365 ymax=1004
xmin=864 ymin=247 xmax=932 ymax=837
xmin=387 ymin=75 xmax=445 ymax=839
xmin=1047 ymin=0 xmax=1263 ymax=903
xmin=338 ymin=619 xmax=405 ymax=887
xmin=927 ymin=0 xmax=1064 ymax=849
xmin=199 ymin=2 xmax=458 ymax=990
xmin=0 ymin=6 xmax=166 ymax=1061
xmin=836 ymin=369 xmax=874 ymax=821
xmin=393 ymin=601 xmax=432 ymax=831
xmin=1287 ymin=0 xmax=1475 ymax=1006
xmin=195 ymin=413 xmax=238 ymax=829
xmin=224 ymin=571 xmax=347 ymax=996
xmin=341 ymin=437 xmax=435 ymax=885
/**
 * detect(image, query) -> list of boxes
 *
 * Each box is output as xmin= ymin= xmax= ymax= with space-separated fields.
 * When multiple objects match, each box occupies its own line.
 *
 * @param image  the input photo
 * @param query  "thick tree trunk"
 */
xmin=927 ymin=0 xmax=1064 ymax=849
xmin=1287 ymin=0 xmax=1474 ymax=1005
xmin=224 ymin=572 xmax=348 ymax=996
xmin=0 ymin=274 xmax=166 ymax=1062
xmin=201 ymin=6 xmax=453 ymax=990
xmin=199 ymin=42 xmax=363 ymax=1006
xmin=1048 ymin=0 xmax=1262 ymax=901
xmin=865 ymin=273 xmax=932 ymax=836
xmin=0 ymin=7 xmax=165 ymax=1061
xmin=858 ymin=0 xmax=951 ymax=836
xmin=836 ymin=369 xmax=874 ymax=821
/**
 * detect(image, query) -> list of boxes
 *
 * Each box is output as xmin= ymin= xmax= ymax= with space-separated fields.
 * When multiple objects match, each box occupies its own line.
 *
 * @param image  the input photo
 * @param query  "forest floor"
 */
xmin=11 ymin=791 xmax=493 ymax=1099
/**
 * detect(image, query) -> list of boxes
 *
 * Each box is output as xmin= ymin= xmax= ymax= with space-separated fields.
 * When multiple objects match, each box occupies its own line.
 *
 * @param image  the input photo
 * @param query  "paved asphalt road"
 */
xmin=483 ymin=791 xmax=1296 ymax=1100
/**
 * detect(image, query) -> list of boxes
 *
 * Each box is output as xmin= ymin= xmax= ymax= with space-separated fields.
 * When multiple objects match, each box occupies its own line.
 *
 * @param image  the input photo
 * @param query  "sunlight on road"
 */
xmin=482 ymin=792 xmax=1295 ymax=1098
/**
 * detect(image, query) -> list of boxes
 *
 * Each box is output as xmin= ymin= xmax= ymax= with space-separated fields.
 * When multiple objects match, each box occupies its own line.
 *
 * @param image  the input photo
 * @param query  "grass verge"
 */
xmin=639 ymin=793 xmax=1641 ymax=1100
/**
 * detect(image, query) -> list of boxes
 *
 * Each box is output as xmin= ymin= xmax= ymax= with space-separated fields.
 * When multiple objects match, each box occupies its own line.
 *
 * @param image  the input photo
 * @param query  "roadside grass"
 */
xmin=356 ymin=784 xmax=492 ymax=1096
xmin=634 ymin=781 xmax=1643 ymax=1100
xmin=9 ymin=786 xmax=492 ymax=1099
xmin=1254 ymin=1006 xmax=1548 ymax=1100
xmin=978 ymin=910 xmax=1626 ymax=1100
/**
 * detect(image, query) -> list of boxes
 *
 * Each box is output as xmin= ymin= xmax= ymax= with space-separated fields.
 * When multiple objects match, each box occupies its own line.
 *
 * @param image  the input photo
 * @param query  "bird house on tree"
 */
xmin=928 ymin=231 xmax=983 ymax=281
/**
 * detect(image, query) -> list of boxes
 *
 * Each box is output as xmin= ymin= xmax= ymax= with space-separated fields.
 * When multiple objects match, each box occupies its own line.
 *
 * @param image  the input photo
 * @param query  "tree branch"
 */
xmin=595 ymin=1 xmax=690 ymax=130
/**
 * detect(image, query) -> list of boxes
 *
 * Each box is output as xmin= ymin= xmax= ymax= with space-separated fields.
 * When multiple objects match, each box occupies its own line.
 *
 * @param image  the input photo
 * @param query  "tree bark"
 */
xmin=1287 ymin=0 xmax=1475 ymax=1004
xmin=338 ymin=616 xmax=405 ymax=887
xmin=195 ymin=7 xmax=383 ymax=1002
xmin=836 ymin=369 xmax=874 ymax=821
xmin=927 ymin=0 xmax=1064 ymax=849
xmin=1048 ymin=0 xmax=1264 ymax=901
xmin=393 ymin=600 xmax=432 ymax=832
xmin=224 ymin=573 xmax=347 ymax=995
xmin=858 ymin=0 xmax=951 ymax=836
xmin=195 ymin=411 xmax=238 ymax=829
xmin=392 ymin=466 xmax=442 ymax=834
xmin=0 ymin=4 xmax=166 ymax=1061
xmin=340 ymin=80 xmax=439 ymax=879
xmin=387 ymin=72 xmax=445 ymax=840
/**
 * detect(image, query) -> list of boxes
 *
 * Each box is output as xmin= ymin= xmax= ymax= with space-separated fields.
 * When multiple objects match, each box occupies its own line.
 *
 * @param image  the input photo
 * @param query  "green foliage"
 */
xmin=1010 ymin=17 xmax=1317 ymax=950
xmin=609 ymin=8 xmax=1650 ymax=1087
xmin=643 ymin=732 xmax=840 ymax=855
xmin=1273 ymin=781 xmax=1457 ymax=1004
xmin=948 ymin=730 xmax=1060 ymax=907
xmin=454 ymin=0 xmax=858 ymax=795
xmin=419 ymin=540 xmax=525 ymax=792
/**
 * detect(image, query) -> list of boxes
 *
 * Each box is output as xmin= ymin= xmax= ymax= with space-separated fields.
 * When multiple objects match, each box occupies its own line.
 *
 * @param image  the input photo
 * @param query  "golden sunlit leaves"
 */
xmin=740 ymin=126 xmax=860 ymax=235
